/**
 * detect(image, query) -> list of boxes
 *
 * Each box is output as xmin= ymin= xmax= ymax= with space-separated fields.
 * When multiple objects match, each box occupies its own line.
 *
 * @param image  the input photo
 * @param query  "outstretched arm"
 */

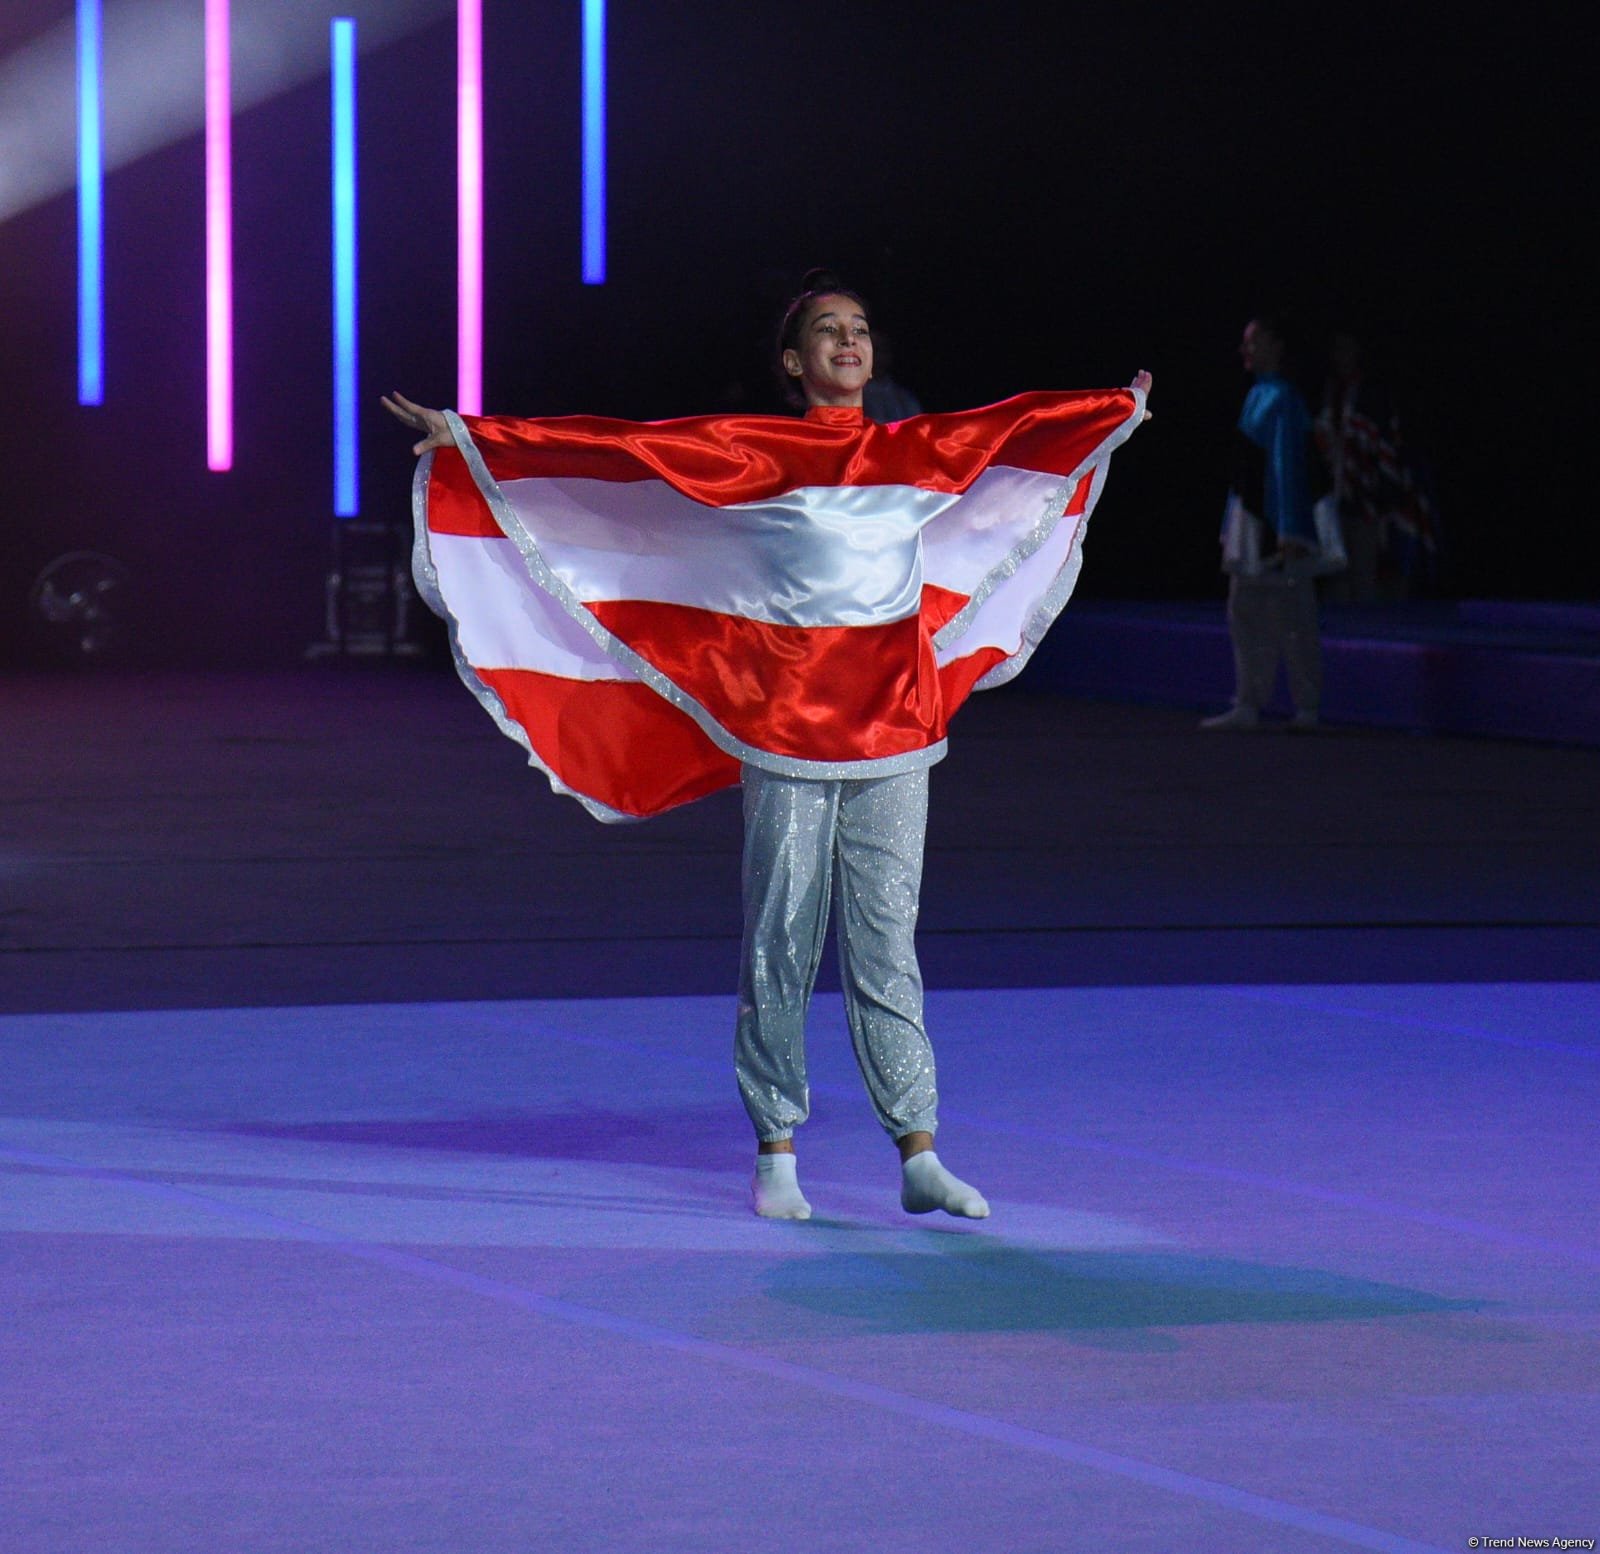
xmin=381 ymin=392 xmax=454 ymax=456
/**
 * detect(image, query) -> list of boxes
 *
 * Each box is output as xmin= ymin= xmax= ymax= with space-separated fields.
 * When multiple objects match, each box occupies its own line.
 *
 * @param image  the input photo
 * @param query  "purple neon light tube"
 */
xmin=457 ymin=0 xmax=483 ymax=414
xmin=205 ymin=0 xmax=233 ymax=470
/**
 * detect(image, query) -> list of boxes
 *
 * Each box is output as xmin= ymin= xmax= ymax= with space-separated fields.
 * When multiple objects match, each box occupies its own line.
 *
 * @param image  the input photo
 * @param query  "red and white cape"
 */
xmin=413 ymin=388 xmax=1145 ymax=821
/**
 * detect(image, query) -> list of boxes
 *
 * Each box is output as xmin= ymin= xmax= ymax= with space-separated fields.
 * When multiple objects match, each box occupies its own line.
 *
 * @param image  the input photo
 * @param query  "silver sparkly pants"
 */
xmin=735 ymin=764 xmax=938 ymax=1143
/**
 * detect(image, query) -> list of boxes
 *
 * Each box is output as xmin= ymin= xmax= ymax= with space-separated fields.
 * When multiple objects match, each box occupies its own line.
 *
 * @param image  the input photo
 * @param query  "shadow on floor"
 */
xmin=763 ymin=1240 xmax=1475 ymax=1336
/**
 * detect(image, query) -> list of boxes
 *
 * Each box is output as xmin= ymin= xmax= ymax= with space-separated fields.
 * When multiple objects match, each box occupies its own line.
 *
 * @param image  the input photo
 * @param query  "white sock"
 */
xmin=901 ymin=1150 xmax=989 ymax=1218
xmin=751 ymin=1152 xmax=811 ymax=1220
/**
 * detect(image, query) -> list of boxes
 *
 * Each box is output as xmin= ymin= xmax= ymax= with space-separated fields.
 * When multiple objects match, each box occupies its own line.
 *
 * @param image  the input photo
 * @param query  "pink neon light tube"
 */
xmin=457 ymin=0 xmax=483 ymax=414
xmin=205 ymin=0 xmax=233 ymax=470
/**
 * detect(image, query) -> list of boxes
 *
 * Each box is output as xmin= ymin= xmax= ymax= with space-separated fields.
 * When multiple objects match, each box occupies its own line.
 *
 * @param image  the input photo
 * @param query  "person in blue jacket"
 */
xmin=1203 ymin=314 xmax=1325 ymax=731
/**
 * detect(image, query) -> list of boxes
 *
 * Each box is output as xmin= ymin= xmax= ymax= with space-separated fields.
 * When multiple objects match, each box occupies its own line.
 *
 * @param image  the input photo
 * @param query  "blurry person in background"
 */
xmin=1203 ymin=314 xmax=1328 ymax=731
xmin=1315 ymin=331 xmax=1438 ymax=603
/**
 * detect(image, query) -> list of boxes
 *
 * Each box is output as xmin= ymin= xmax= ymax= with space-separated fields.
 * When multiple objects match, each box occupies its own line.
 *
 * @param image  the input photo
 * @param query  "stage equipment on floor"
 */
xmin=311 ymin=522 xmax=422 ymax=659
xmin=28 ymin=551 xmax=130 ymax=664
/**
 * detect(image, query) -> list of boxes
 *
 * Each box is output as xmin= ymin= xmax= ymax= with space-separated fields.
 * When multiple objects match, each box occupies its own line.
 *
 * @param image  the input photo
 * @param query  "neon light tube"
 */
xmin=332 ymin=19 xmax=359 ymax=517
xmin=205 ymin=0 xmax=233 ymax=470
xmin=77 ymin=0 xmax=104 ymax=405
xmin=456 ymin=0 xmax=482 ymax=414
xmin=581 ymin=0 xmax=606 ymax=285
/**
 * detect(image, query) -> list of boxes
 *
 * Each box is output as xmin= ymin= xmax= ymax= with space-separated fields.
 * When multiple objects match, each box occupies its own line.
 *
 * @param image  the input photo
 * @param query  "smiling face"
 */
xmin=782 ymin=293 xmax=874 ymax=407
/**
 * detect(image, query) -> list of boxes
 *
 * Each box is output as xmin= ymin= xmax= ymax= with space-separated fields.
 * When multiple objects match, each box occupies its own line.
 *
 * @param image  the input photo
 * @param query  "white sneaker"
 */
xmin=1199 ymin=705 xmax=1260 ymax=731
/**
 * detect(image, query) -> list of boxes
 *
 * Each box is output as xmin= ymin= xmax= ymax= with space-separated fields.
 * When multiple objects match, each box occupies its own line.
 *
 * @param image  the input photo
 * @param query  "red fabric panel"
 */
xmin=1065 ymin=466 xmax=1096 ymax=516
xmin=587 ymin=600 xmax=947 ymax=762
xmin=460 ymin=391 xmax=1136 ymax=506
xmin=937 ymin=647 xmax=1011 ymax=719
xmin=919 ymin=582 xmax=969 ymax=636
xmin=476 ymin=668 xmax=740 ymax=818
xmin=427 ymin=448 xmax=501 ymax=538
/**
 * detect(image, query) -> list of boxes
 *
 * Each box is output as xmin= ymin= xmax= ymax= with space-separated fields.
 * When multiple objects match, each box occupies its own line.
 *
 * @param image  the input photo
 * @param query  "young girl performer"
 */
xmin=385 ymin=275 xmax=1151 ymax=1220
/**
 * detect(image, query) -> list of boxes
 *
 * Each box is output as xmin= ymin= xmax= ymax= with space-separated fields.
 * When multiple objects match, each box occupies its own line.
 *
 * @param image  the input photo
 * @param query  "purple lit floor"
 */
xmin=2 ymin=671 xmax=1597 ymax=1552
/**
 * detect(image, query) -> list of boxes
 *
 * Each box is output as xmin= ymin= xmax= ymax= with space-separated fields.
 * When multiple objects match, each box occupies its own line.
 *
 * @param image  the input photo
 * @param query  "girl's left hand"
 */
xmin=381 ymin=392 xmax=453 ymax=456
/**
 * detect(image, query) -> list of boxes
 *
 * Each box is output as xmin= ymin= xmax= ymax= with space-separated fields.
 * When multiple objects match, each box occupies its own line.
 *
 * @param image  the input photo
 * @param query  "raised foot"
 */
xmin=901 ymin=1151 xmax=989 ymax=1219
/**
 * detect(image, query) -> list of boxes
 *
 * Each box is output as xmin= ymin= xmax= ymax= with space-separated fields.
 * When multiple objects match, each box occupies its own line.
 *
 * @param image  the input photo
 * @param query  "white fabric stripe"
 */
xmin=934 ymin=503 xmax=1085 ymax=666
xmin=921 ymin=464 xmax=1077 ymax=596
xmin=497 ymin=475 xmax=954 ymax=628
xmin=438 ymin=463 xmax=1089 ymax=672
xmin=431 ymin=533 xmax=633 ymax=680
xmin=434 ymin=457 xmax=1111 ymax=677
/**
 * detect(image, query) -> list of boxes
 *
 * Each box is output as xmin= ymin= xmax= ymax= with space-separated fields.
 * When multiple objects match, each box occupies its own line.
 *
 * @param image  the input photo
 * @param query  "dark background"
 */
xmin=2 ymin=0 xmax=1591 ymax=665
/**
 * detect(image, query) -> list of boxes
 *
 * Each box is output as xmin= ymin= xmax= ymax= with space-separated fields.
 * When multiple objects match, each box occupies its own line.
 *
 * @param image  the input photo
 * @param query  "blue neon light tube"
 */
xmin=77 ymin=0 xmax=104 ymax=405
xmin=582 ymin=0 xmax=606 ymax=284
xmin=332 ymin=18 xmax=359 ymax=516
